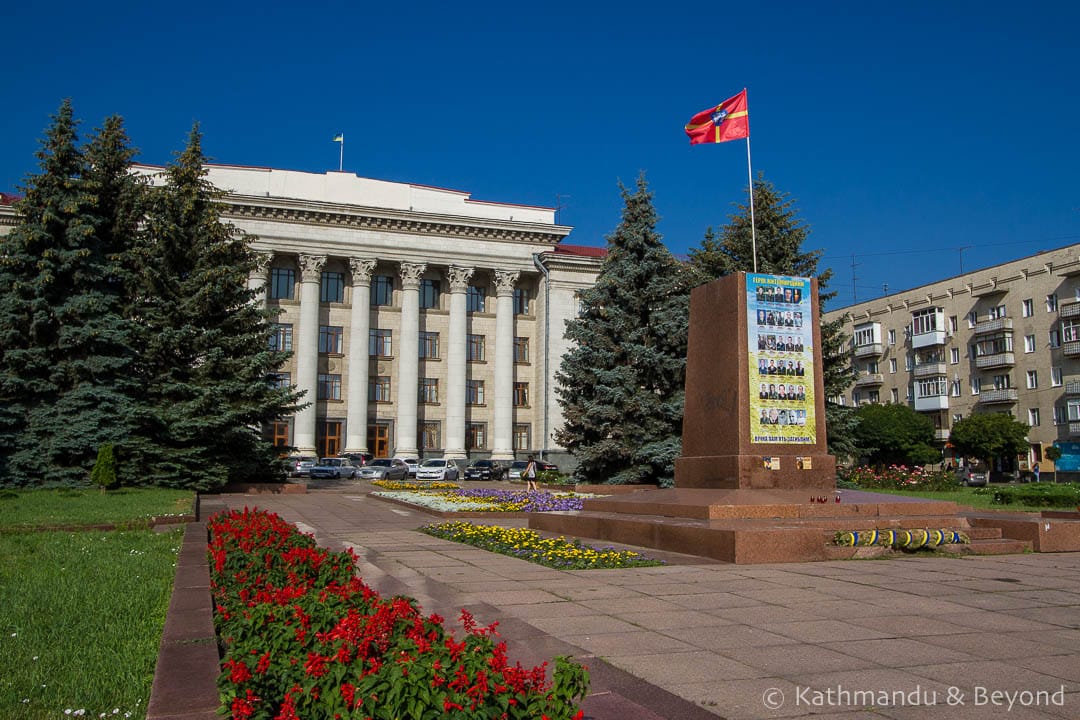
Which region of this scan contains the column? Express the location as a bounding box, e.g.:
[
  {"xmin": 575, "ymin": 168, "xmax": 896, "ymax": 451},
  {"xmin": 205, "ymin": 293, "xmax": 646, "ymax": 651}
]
[
  {"xmin": 491, "ymin": 269, "xmax": 519, "ymax": 460},
  {"xmin": 344, "ymin": 257, "xmax": 376, "ymax": 454},
  {"xmin": 293, "ymin": 254, "xmax": 326, "ymax": 454},
  {"xmin": 444, "ymin": 266, "xmax": 474, "ymax": 459},
  {"xmin": 394, "ymin": 262, "xmax": 426, "ymax": 457},
  {"xmin": 247, "ymin": 251, "xmax": 271, "ymax": 303}
]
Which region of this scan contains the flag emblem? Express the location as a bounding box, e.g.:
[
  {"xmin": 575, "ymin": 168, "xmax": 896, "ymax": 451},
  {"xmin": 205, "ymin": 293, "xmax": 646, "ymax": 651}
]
[{"xmin": 685, "ymin": 90, "xmax": 749, "ymax": 145}]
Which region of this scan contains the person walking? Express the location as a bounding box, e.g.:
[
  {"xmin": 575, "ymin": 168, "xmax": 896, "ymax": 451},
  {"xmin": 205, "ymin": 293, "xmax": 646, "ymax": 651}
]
[
  {"xmin": 524, "ymin": 455, "xmax": 539, "ymax": 491},
  {"xmin": 1032, "ymin": 462, "xmax": 1040, "ymax": 483}
]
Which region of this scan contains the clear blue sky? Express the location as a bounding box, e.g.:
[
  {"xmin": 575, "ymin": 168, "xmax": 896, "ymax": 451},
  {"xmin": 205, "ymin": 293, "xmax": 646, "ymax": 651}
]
[{"xmin": 2, "ymin": 1, "xmax": 1077, "ymax": 310}]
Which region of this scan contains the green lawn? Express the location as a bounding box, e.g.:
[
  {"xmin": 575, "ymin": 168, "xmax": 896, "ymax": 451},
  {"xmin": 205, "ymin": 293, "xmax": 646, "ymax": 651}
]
[
  {"xmin": 0, "ymin": 487, "xmax": 194, "ymax": 530},
  {"xmin": 853, "ymin": 486, "xmax": 1069, "ymax": 513}
]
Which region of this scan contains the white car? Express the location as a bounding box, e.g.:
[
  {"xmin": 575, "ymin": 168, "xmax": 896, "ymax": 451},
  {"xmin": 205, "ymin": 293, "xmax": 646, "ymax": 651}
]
[
  {"xmin": 396, "ymin": 457, "xmax": 420, "ymax": 478},
  {"xmin": 415, "ymin": 458, "xmax": 460, "ymax": 481}
]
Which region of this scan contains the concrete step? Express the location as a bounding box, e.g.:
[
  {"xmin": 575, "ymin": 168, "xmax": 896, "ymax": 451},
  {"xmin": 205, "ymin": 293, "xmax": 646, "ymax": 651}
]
[{"xmin": 946, "ymin": 538, "xmax": 1033, "ymax": 555}]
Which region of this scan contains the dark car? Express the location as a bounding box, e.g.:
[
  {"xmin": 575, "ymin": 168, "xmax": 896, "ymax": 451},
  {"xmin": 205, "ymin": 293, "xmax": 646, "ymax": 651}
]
[
  {"xmin": 535, "ymin": 461, "xmax": 560, "ymax": 473},
  {"xmin": 464, "ymin": 459, "xmax": 506, "ymax": 481},
  {"xmin": 309, "ymin": 457, "xmax": 358, "ymax": 479},
  {"xmin": 955, "ymin": 465, "xmax": 988, "ymax": 487}
]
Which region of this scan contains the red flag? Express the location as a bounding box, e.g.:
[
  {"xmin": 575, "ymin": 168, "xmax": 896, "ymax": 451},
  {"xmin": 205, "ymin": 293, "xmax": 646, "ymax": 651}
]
[{"xmin": 685, "ymin": 90, "xmax": 749, "ymax": 145}]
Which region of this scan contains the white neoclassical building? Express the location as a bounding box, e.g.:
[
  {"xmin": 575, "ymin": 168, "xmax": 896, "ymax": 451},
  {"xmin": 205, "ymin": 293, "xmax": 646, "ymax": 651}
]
[{"xmin": 0, "ymin": 168, "xmax": 604, "ymax": 464}]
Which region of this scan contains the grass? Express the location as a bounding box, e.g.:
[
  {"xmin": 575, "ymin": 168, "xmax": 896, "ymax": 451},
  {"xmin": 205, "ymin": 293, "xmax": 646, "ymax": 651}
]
[
  {"xmin": 0, "ymin": 527, "xmax": 183, "ymax": 719},
  {"xmin": 852, "ymin": 485, "xmax": 1070, "ymax": 512},
  {"xmin": 0, "ymin": 487, "xmax": 194, "ymax": 530}
]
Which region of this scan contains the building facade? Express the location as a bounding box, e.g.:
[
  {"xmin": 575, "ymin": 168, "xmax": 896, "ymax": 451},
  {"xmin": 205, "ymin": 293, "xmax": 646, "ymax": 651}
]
[
  {"xmin": 0, "ymin": 167, "xmax": 604, "ymax": 464},
  {"xmin": 824, "ymin": 243, "xmax": 1080, "ymax": 473}
]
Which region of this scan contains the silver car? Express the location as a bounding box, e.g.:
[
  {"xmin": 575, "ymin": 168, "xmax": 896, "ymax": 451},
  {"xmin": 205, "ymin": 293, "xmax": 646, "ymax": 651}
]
[
  {"xmin": 287, "ymin": 455, "xmax": 318, "ymax": 478},
  {"xmin": 309, "ymin": 457, "xmax": 358, "ymax": 479},
  {"xmin": 357, "ymin": 458, "xmax": 409, "ymax": 481}
]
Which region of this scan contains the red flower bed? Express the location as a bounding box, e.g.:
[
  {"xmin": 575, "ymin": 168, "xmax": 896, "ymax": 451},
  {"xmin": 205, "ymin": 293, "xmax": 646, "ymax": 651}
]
[{"xmin": 208, "ymin": 508, "xmax": 589, "ymax": 719}]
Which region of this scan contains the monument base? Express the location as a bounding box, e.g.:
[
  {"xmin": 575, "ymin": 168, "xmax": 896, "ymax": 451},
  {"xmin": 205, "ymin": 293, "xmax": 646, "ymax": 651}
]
[{"xmin": 675, "ymin": 454, "xmax": 836, "ymax": 490}]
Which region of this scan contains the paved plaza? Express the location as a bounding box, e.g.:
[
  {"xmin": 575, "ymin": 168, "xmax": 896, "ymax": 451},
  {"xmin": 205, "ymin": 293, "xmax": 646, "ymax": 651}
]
[{"xmin": 201, "ymin": 484, "xmax": 1080, "ymax": 719}]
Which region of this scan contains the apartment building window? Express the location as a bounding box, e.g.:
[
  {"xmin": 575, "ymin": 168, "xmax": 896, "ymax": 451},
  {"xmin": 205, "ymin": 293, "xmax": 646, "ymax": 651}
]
[
  {"xmin": 513, "ymin": 424, "xmax": 530, "ymax": 452},
  {"xmin": 993, "ymin": 374, "xmax": 1011, "ymax": 390},
  {"xmin": 917, "ymin": 377, "xmax": 947, "ymax": 398},
  {"xmin": 1026, "ymin": 370, "xmax": 1038, "ymax": 389},
  {"xmin": 890, "ymin": 388, "xmax": 899, "ymax": 403},
  {"xmin": 967, "ymin": 310, "xmax": 978, "ymax": 328},
  {"xmin": 1047, "ymin": 293, "xmax": 1058, "ymax": 312},
  {"xmin": 269, "ymin": 268, "xmax": 295, "ymax": 300},
  {"xmin": 318, "ymin": 373, "xmax": 342, "ymax": 401},
  {"xmin": 988, "ymin": 304, "xmax": 1007, "ymax": 320},
  {"xmin": 888, "ymin": 329, "xmax": 896, "ymax": 345},
  {"xmin": 973, "ymin": 332, "xmax": 1012, "ymax": 357},
  {"xmin": 270, "ymin": 372, "xmax": 291, "ymax": 389},
  {"xmin": 905, "ymin": 354, "xmax": 913, "ymax": 371},
  {"xmin": 371, "ymin": 275, "xmax": 393, "ymax": 306},
  {"xmin": 319, "ymin": 325, "xmax": 343, "ymax": 354},
  {"xmin": 953, "ymin": 413, "xmax": 963, "ymax": 424},
  {"xmin": 1070, "ymin": 401, "xmax": 1080, "ymax": 423},
  {"xmin": 419, "ymin": 378, "xmax": 439, "ymax": 404},
  {"xmin": 1022, "ymin": 298, "xmax": 1034, "ymax": 317},
  {"xmin": 467, "ymin": 285, "xmax": 487, "ymax": 312},
  {"xmin": 513, "ymin": 382, "xmax": 529, "ymax": 407},
  {"xmin": 971, "ymin": 377, "xmax": 981, "ymax": 395},
  {"xmin": 951, "ymin": 380, "xmax": 961, "ymax": 397},
  {"xmin": 1050, "ymin": 329, "xmax": 1061, "ymax": 348},
  {"xmin": 514, "ymin": 336, "xmax": 530, "ymax": 363},
  {"xmin": 868, "ymin": 390, "xmax": 880, "ymax": 403},
  {"xmin": 270, "ymin": 323, "xmax": 293, "ymax": 352},
  {"xmin": 854, "ymin": 324, "xmax": 877, "ymax": 347},
  {"xmin": 369, "ymin": 328, "xmax": 393, "ymax": 357},
  {"xmin": 950, "ymin": 347, "xmax": 960, "ymax": 364},
  {"xmin": 1029, "ymin": 408, "xmax": 1041, "ymax": 427},
  {"xmin": 889, "ymin": 358, "xmax": 897, "ymax": 373},
  {"xmin": 1052, "ymin": 367, "xmax": 1063, "ymax": 387},
  {"xmin": 321, "ymin": 271, "xmax": 345, "ymax": 303},
  {"xmin": 950, "ymin": 315, "xmax": 958, "ymax": 332},
  {"xmin": 467, "ymin": 334, "xmax": 486, "ymax": 362},
  {"xmin": 466, "ymin": 379, "xmax": 485, "ymax": 405},
  {"xmin": 866, "ymin": 361, "xmax": 879, "ymax": 374},
  {"xmin": 419, "ymin": 279, "xmax": 440, "ymax": 309},
  {"xmin": 419, "ymin": 331, "xmax": 440, "ymax": 359},
  {"xmin": 513, "ymin": 288, "xmax": 530, "ymax": 315},
  {"xmin": 420, "ymin": 422, "xmax": 441, "ymax": 452},
  {"xmin": 1063, "ymin": 319, "xmax": 1080, "ymax": 343},
  {"xmin": 852, "ymin": 391, "xmax": 861, "ymax": 406},
  {"xmin": 912, "ymin": 308, "xmax": 941, "ymax": 335},
  {"xmin": 466, "ymin": 423, "xmax": 486, "ymax": 450},
  {"xmin": 1055, "ymin": 406, "xmax": 1067, "ymax": 425},
  {"xmin": 1024, "ymin": 334, "xmax": 1036, "ymax": 353},
  {"xmin": 368, "ymin": 376, "xmax": 391, "ymax": 403},
  {"xmin": 905, "ymin": 386, "xmax": 914, "ymax": 401}
]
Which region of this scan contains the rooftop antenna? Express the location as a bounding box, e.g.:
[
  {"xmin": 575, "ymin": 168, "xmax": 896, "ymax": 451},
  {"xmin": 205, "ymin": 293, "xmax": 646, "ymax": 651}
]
[
  {"xmin": 555, "ymin": 193, "xmax": 571, "ymax": 225},
  {"xmin": 851, "ymin": 254, "xmax": 860, "ymax": 303},
  {"xmin": 958, "ymin": 245, "xmax": 973, "ymax": 274}
]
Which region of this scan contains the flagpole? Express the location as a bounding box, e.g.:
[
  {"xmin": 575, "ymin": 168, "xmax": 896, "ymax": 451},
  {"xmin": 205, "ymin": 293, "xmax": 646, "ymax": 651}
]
[
  {"xmin": 339, "ymin": 133, "xmax": 344, "ymax": 172},
  {"xmin": 746, "ymin": 132, "xmax": 757, "ymax": 274}
]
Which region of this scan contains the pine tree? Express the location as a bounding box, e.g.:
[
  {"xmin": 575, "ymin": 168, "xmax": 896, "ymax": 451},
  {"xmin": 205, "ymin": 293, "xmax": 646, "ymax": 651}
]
[
  {"xmin": 130, "ymin": 126, "xmax": 301, "ymax": 490},
  {"xmin": 687, "ymin": 174, "xmax": 856, "ymax": 458},
  {"xmin": 555, "ymin": 175, "xmax": 692, "ymax": 486}
]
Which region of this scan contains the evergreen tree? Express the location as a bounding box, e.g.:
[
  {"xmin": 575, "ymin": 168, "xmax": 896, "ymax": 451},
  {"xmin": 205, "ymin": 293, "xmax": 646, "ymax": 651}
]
[
  {"xmin": 130, "ymin": 126, "xmax": 301, "ymax": 490},
  {"xmin": 555, "ymin": 175, "xmax": 691, "ymax": 486},
  {"xmin": 687, "ymin": 174, "xmax": 856, "ymax": 458}
]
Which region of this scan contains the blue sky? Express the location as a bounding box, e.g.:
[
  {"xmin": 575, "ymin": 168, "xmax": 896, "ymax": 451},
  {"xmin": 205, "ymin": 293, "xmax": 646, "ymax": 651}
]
[{"xmin": 2, "ymin": 1, "xmax": 1077, "ymax": 310}]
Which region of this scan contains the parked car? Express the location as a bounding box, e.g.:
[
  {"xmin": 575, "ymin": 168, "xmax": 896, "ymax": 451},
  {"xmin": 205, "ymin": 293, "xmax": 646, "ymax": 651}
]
[
  {"xmin": 955, "ymin": 465, "xmax": 988, "ymax": 487},
  {"xmin": 506, "ymin": 460, "xmax": 530, "ymax": 480},
  {"xmin": 287, "ymin": 454, "xmax": 318, "ymax": 478},
  {"xmin": 357, "ymin": 458, "xmax": 409, "ymax": 481},
  {"xmin": 309, "ymin": 457, "xmax": 358, "ymax": 479},
  {"xmin": 464, "ymin": 459, "xmax": 506, "ymax": 481},
  {"xmin": 535, "ymin": 460, "xmax": 560, "ymax": 473},
  {"xmin": 415, "ymin": 458, "xmax": 460, "ymax": 481},
  {"xmin": 341, "ymin": 452, "xmax": 373, "ymax": 466},
  {"xmin": 396, "ymin": 457, "xmax": 421, "ymax": 478}
]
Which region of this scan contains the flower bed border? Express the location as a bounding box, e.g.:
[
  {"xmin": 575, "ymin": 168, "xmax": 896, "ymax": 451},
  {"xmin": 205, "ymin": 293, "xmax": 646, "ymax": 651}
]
[{"xmin": 368, "ymin": 491, "xmax": 532, "ymax": 518}]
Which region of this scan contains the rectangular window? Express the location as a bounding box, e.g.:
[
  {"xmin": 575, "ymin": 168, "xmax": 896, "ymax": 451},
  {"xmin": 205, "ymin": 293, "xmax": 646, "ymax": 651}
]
[
  {"xmin": 467, "ymin": 334, "xmax": 486, "ymax": 362},
  {"xmin": 1026, "ymin": 370, "xmax": 1038, "ymax": 389},
  {"xmin": 371, "ymin": 275, "xmax": 393, "ymax": 306},
  {"xmin": 1029, "ymin": 408, "xmax": 1041, "ymax": 427},
  {"xmin": 420, "ymin": 422, "xmax": 441, "ymax": 452},
  {"xmin": 993, "ymin": 374, "xmax": 1011, "ymax": 390},
  {"xmin": 1070, "ymin": 400, "xmax": 1080, "ymax": 423},
  {"xmin": 419, "ymin": 331, "xmax": 440, "ymax": 359},
  {"xmin": 953, "ymin": 413, "xmax": 963, "ymax": 424},
  {"xmin": 513, "ymin": 382, "xmax": 529, "ymax": 407},
  {"xmin": 270, "ymin": 323, "xmax": 293, "ymax": 352},
  {"xmin": 1063, "ymin": 319, "xmax": 1080, "ymax": 343},
  {"xmin": 320, "ymin": 271, "xmax": 345, "ymax": 303},
  {"xmin": 466, "ymin": 379, "xmax": 485, "ymax": 405},
  {"xmin": 973, "ymin": 332, "xmax": 1013, "ymax": 358},
  {"xmin": 852, "ymin": 391, "xmax": 861, "ymax": 406},
  {"xmin": 950, "ymin": 347, "xmax": 960, "ymax": 364},
  {"xmin": 466, "ymin": 423, "xmax": 486, "ymax": 451},
  {"xmin": 868, "ymin": 389, "xmax": 880, "ymax": 403},
  {"xmin": 1055, "ymin": 405, "xmax": 1067, "ymax": 425},
  {"xmin": 1024, "ymin": 334, "xmax": 1036, "ymax": 353},
  {"xmin": 1052, "ymin": 366, "xmax": 1063, "ymax": 387},
  {"xmin": 1022, "ymin": 299, "xmax": 1034, "ymax": 317},
  {"xmin": 467, "ymin": 285, "xmax": 487, "ymax": 313},
  {"xmin": 514, "ymin": 336, "xmax": 530, "ymax": 363},
  {"xmin": 513, "ymin": 288, "xmax": 530, "ymax": 315},
  {"xmin": 967, "ymin": 310, "xmax": 978, "ymax": 328},
  {"xmin": 319, "ymin": 325, "xmax": 343, "ymax": 354},
  {"xmin": 1047, "ymin": 293, "xmax": 1058, "ymax": 312},
  {"xmin": 916, "ymin": 377, "xmax": 948, "ymax": 398},
  {"xmin": 1050, "ymin": 329, "xmax": 1061, "ymax": 347},
  {"xmin": 887, "ymin": 329, "xmax": 896, "ymax": 346},
  {"xmin": 369, "ymin": 328, "xmax": 393, "ymax": 357},
  {"xmin": 419, "ymin": 378, "xmax": 439, "ymax": 404},
  {"xmin": 269, "ymin": 267, "xmax": 295, "ymax": 300},
  {"xmin": 889, "ymin": 358, "xmax": 897, "ymax": 373},
  {"xmin": 951, "ymin": 380, "xmax": 961, "ymax": 397},
  {"xmin": 971, "ymin": 377, "xmax": 981, "ymax": 395},
  {"xmin": 513, "ymin": 424, "xmax": 531, "ymax": 452},
  {"xmin": 949, "ymin": 315, "xmax": 958, "ymax": 332},
  {"xmin": 911, "ymin": 308, "xmax": 941, "ymax": 335},
  {"xmin": 368, "ymin": 376, "xmax": 391, "ymax": 402},
  {"xmin": 419, "ymin": 279, "xmax": 440, "ymax": 309},
  {"xmin": 270, "ymin": 372, "xmax": 291, "ymax": 389},
  {"xmin": 890, "ymin": 388, "xmax": 899, "ymax": 403},
  {"xmin": 270, "ymin": 420, "xmax": 290, "ymax": 448},
  {"xmin": 905, "ymin": 354, "xmax": 913, "ymax": 371},
  {"xmin": 317, "ymin": 373, "xmax": 342, "ymax": 401},
  {"xmin": 988, "ymin": 304, "xmax": 1007, "ymax": 320}
]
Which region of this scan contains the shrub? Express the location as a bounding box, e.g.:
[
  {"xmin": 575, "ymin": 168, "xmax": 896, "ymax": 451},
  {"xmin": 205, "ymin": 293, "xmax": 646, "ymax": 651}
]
[
  {"xmin": 987, "ymin": 483, "xmax": 1080, "ymax": 508},
  {"xmin": 839, "ymin": 465, "xmax": 956, "ymax": 492},
  {"xmin": 89, "ymin": 443, "xmax": 118, "ymax": 491}
]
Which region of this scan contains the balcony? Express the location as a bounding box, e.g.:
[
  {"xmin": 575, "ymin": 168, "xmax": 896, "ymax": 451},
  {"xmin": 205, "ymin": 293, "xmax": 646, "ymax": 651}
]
[
  {"xmin": 973, "ymin": 317, "xmax": 1013, "ymax": 335},
  {"xmin": 934, "ymin": 428, "xmax": 950, "ymax": 442},
  {"xmin": 1059, "ymin": 302, "xmax": 1080, "ymax": 319},
  {"xmin": 853, "ymin": 342, "xmax": 884, "ymax": 359},
  {"xmin": 974, "ymin": 352, "xmax": 1016, "ymax": 370},
  {"xmin": 976, "ymin": 388, "xmax": 1019, "ymax": 405},
  {"xmin": 1069, "ymin": 422, "xmax": 1080, "ymax": 436},
  {"xmin": 911, "ymin": 330, "xmax": 947, "ymax": 349},
  {"xmin": 854, "ymin": 372, "xmax": 884, "ymax": 387},
  {"xmin": 1066, "ymin": 380, "xmax": 1080, "ymax": 395},
  {"xmin": 1065, "ymin": 340, "xmax": 1080, "ymax": 358},
  {"xmin": 912, "ymin": 362, "xmax": 947, "ymax": 379},
  {"xmin": 914, "ymin": 394, "xmax": 949, "ymax": 412}
]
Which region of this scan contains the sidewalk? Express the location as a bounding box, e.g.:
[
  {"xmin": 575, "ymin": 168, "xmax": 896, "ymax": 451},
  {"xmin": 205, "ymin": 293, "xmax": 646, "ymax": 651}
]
[{"xmin": 202, "ymin": 484, "xmax": 1080, "ymax": 719}]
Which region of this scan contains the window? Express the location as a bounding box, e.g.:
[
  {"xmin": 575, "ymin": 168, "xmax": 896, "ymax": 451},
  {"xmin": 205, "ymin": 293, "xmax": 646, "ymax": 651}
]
[
  {"xmin": 953, "ymin": 413, "xmax": 963, "ymax": 424},
  {"xmin": 1055, "ymin": 405, "xmax": 1067, "ymax": 425},
  {"xmin": 967, "ymin": 310, "xmax": 978, "ymax": 328},
  {"xmin": 513, "ymin": 424, "xmax": 531, "ymax": 452},
  {"xmin": 270, "ymin": 323, "xmax": 293, "ymax": 352},
  {"xmin": 270, "ymin": 268, "xmax": 295, "ymax": 300},
  {"xmin": 318, "ymin": 373, "xmax": 342, "ymax": 401},
  {"xmin": 971, "ymin": 377, "xmax": 981, "ymax": 395},
  {"xmin": 1063, "ymin": 319, "xmax": 1080, "ymax": 343},
  {"xmin": 1050, "ymin": 329, "xmax": 1061, "ymax": 348},
  {"xmin": 1026, "ymin": 370, "xmax": 1038, "ymax": 389},
  {"xmin": 419, "ymin": 331, "xmax": 440, "ymax": 359},
  {"xmin": 514, "ymin": 336, "xmax": 530, "ymax": 363},
  {"xmin": 1047, "ymin": 294, "xmax": 1058, "ymax": 312},
  {"xmin": 889, "ymin": 358, "xmax": 897, "ymax": 373},
  {"xmin": 369, "ymin": 328, "xmax": 393, "ymax": 357},
  {"xmin": 419, "ymin": 378, "xmax": 439, "ymax": 404},
  {"xmin": 852, "ymin": 391, "xmax": 861, "ymax": 406},
  {"xmin": 1070, "ymin": 400, "xmax": 1080, "ymax": 423},
  {"xmin": 466, "ymin": 423, "xmax": 486, "ymax": 450},
  {"xmin": 1022, "ymin": 299, "xmax": 1034, "ymax": 317},
  {"xmin": 466, "ymin": 379, "xmax": 485, "ymax": 405},
  {"xmin": 1028, "ymin": 408, "xmax": 1041, "ymax": 426},
  {"xmin": 951, "ymin": 379, "xmax": 961, "ymax": 397},
  {"xmin": 467, "ymin": 285, "xmax": 487, "ymax": 313},
  {"xmin": 866, "ymin": 361, "xmax": 879, "ymax": 374},
  {"xmin": 905, "ymin": 354, "xmax": 913, "ymax": 371},
  {"xmin": 371, "ymin": 275, "xmax": 393, "ymax": 306},
  {"xmin": 890, "ymin": 388, "xmax": 899, "ymax": 403},
  {"xmin": 916, "ymin": 377, "xmax": 947, "ymax": 398},
  {"xmin": 888, "ymin": 329, "xmax": 896, "ymax": 346},
  {"xmin": 993, "ymin": 374, "xmax": 1011, "ymax": 390},
  {"xmin": 368, "ymin": 376, "xmax": 391, "ymax": 402},
  {"xmin": 973, "ymin": 332, "xmax": 1013, "ymax": 358},
  {"xmin": 321, "ymin": 271, "xmax": 345, "ymax": 303},
  {"xmin": 911, "ymin": 308, "xmax": 942, "ymax": 335},
  {"xmin": 950, "ymin": 347, "xmax": 960, "ymax": 364},
  {"xmin": 868, "ymin": 390, "xmax": 880, "ymax": 403},
  {"xmin": 513, "ymin": 288, "xmax": 530, "ymax": 315},
  {"xmin": 420, "ymin": 422, "xmax": 441, "ymax": 451},
  {"xmin": 949, "ymin": 315, "xmax": 958, "ymax": 332},
  {"xmin": 467, "ymin": 334, "xmax": 486, "ymax": 362},
  {"xmin": 270, "ymin": 372, "xmax": 291, "ymax": 389},
  {"xmin": 319, "ymin": 325, "xmax": 343, "ymax": 354},
  {"xmin": 1052, "ymin": 366, "xmax": 1063, "ymax": 387},
  {"xmin": 854, "ymin": 324, "xmax": 877, "ymax": 347},
  {"xmin": 270, "ymin": 420, "xmax": 290, "ymax": 448},
  {"xmin": 1024, "ymin": 334, "xmax": 1036, "ymax": 353},
  {"xmin": 419, "ymin": 279, "xmax": 440, "ymax": 309},
  {"xmin": 988, "ymin": 304, "xmax": 1007, "ymax": 320},
  {"xmin": 514, "ymin": 382, "xmax": 529, "ymax": 407}
]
